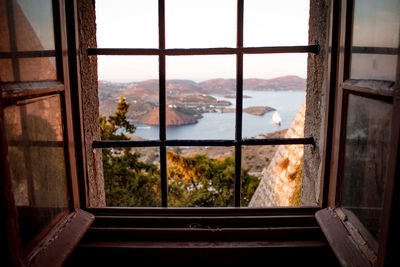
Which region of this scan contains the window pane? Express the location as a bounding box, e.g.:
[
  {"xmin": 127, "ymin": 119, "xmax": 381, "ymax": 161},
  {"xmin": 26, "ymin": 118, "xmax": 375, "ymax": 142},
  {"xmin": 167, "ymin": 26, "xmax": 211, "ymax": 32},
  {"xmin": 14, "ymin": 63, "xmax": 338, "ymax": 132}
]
[
  {"xmin": 244, "ymin": 0, "xmax": 309, "ymax": 47},
  {"xmin": 14, "ymin": 0, "xmax": 55, "ymax": 51},
  {"xmin": 4, "ymin": 95, "xmax": 69, "ymax": 249},
  {"xmin": 0, "ymin": 0, "xmax": 57, "ymax": 82},
  {"xmin": 0, "ymin": 59, "xmax": 14, "ymax": 82},
  {"xmin": 166, "ymin": 55, "xmax": 236, "ymax": 140},
  {"xmin": 98, "ymin": 56, "xmax": 159, "ymax": 140},
  {"xmin": 95, "ymin": 0, "xmax": 158, "ymax": 48},
  {"xmin": 243, "ymin": 54, "xmax": 307, "ymax": 139},
  {"xmin": 101, "ymin": 147, "xmax": 161, "ymax": 207},
  {"xmin": 246, "ymin": 144, "xmax": 304, "ymax": 207},
  {"xmin": 341, "ymin": 94, "xmax": 392, "ymax": 246},
  {"xmin": 165, "ymin": 0, "xmax": 236, "ymax": 49},
  {"xmin": 0, "ymin": 0, "xmax": 11, "ymax": 52},
  {"xmin": 350, "ymin": 0, "xmax": 400, "ymax": 81},
  {"xmin": 167, "ymin": 146, "xmax": 234, "ymax": 207},
  {"xmin": 18, "ymin": 57, "xmax": 57, "ymax": 82}
]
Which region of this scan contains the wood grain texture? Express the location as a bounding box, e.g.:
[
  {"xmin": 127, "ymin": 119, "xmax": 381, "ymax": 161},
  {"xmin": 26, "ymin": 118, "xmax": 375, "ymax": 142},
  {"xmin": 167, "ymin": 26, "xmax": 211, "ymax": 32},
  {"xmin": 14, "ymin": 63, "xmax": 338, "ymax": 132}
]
[
  {"xmin": 29, "ymin": 209, "xmax": 94, "ymax": 267},
  {"xmin": 316, "ymin": 208, "xmax": 371, "ymax": 267}
]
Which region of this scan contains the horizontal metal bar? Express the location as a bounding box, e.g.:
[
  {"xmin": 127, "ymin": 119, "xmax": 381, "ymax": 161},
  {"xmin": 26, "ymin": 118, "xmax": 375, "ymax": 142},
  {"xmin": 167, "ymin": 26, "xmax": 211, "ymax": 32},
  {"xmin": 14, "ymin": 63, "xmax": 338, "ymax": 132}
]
[
  {"xmin": 92, "ymin": 137, "xmax": 315, "ymax": 149},
  {"xmin": 352, "ymin": 46, "xmax": 398, "ymax": 55},
  {"xmin": 93, "ymin": 140, "xmax": 162, "ymax": 148},
  {"xmin": 88, "ymin": 48, "xmax": 160, "ymax": 56},
  {"xmin": 166, "ymin": 139, "xmax": 235, "ymax": 146},
  {"xmin": 243, "ymin": 137, "xmax": 315, "ymax": 147},
  {"xmin": 0, "ymin": 50, "xmax": 56, "ymax": 58},
  {"xmin": 165, "ymin": 47, "xmax": 236, "ymax": 55},
  {"xmin": 88, "ymin": 45, "xmax": 320, "ymax": 56},
  {"xmin": 92, "ymin": 140, "xmax": 234, "ymax": 148},
  {"xmin": 243, "ymin": 45, "xmax": 319, "ymax": 54}
]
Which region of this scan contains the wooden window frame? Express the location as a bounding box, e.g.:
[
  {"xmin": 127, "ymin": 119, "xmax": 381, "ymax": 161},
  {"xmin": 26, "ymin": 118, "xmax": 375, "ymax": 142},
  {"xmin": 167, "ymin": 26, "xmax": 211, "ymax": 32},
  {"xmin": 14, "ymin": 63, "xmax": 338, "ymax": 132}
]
[
  {"xmin": 0, "ymin": 0, "xmax": 93, "ymax": 266},
  {"xmin": 317, "ymin": 0, "xmax": 400, "ymax": 266}
]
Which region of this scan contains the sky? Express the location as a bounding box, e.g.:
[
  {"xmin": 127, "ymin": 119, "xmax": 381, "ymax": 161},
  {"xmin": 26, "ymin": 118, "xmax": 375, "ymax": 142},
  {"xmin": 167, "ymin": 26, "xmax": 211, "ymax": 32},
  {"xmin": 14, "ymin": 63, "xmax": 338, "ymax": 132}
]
[{"xmin": 95, "ymin": 0, "xmax": 310, "ymax": 82}]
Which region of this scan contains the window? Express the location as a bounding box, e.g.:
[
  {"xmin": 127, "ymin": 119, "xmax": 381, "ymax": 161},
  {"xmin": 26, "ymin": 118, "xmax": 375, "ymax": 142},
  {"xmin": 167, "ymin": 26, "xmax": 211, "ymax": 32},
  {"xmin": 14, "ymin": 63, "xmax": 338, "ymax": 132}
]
[
  {"xmin": 0, "ymin": 0, "xmax": 93, "ymax": 265},
  {"xmin": 317, "ymin": 0, "xmax": 399, "ymax": 265},
  {"xmin": 91, "ymin": 0, "xmax": 318, "ymax": 207},
  {"xmin": 1, "ymin": 0, "xmax": 399, "ymax": 266}
]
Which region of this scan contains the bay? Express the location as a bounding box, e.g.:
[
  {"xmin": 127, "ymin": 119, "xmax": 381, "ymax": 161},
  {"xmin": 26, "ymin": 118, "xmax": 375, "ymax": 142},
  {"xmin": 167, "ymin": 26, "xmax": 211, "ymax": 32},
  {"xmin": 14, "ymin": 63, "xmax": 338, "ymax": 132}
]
[{"xmin": 132, "ymin": 90, "xmax": 306, "ymax": 140}]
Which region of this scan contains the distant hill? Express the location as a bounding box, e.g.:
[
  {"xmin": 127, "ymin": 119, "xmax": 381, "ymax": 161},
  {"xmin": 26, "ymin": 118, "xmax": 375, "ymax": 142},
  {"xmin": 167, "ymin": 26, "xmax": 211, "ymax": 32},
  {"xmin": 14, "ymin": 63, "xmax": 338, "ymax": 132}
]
[
  {"xmin": 244, "ymin": 76, "xmax": 306, "ymax": 91},
  {"xmin": 199, "ymin": 76, "xmax": 306, "ymax": 93},
  {"xmin": 136, "ymin": 107, "xmax": 197, "ymax": 126},
  {"xmin": 199, "ymin": 79, "xmax": 236, "ymax": 94},
  {"xmin": 99, "ymin": 75, "xmax": 305, "ymax": 102},
  {"xmin": 98, "ymin": 76, "xmax": 306, "ymax": 126}
]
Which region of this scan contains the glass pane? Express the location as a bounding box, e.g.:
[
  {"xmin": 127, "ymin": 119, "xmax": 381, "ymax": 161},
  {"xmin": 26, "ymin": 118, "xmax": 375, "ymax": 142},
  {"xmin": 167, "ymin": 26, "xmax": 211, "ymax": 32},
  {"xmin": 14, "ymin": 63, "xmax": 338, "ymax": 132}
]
[
  {"xmin": 350, "ymin": 0, "xmax": 400, "ymax": 81},
  {"xmin": 19, "ymin": 57, "xmax": 56, "ymax": 82},
  {"xmin": 166, "ymin": 55, "xmax": 236, "ymax": 140},
  {"xmin": 165, "ymin": 0, "xmax": 236, "ymax": 48},
  {"xmin": 98, "ymin": 56, "xmax": 159, "ymax": 140},
  {"xmin": 101, "ymin": 147, "xmax": 161, "ymax": 207},
  {"xmin": 4, "ymin": 95, "xmax": 69, "ymax": 249},
  {"xmin": 246, "ymin": 145, "xmax": 304, "ymax": 207},
  {"xmin": 243, "ymin": 54, "xmax": 307, "ymax": 138},
  {"xmin": 0, "ymin": 0, "xmax": 11, "ymax": 52},
  {"xmin": 341, "ymin": 94, "xmax": 392, "ymax": 246},
  {"xmin": 244, "ymin": 0, "xmax": 309, "ymax": 47},
  {"xmin": 0, "ymin": 0, "xmax": 57, "ymax": 82},
  {"xmin": 167, "ymin": 146, "xmax": 234, "ymax": 207},
  {"xmin": 96, "ymin": 0, "xmax": 158, "ymax": 48},
  {"xmin": 14, "ymin": 0, "xmax": 55, "ymax": 51},
  {"xmin": 0, "ymin": 59, "xmax": 14, "ymax": 82}
]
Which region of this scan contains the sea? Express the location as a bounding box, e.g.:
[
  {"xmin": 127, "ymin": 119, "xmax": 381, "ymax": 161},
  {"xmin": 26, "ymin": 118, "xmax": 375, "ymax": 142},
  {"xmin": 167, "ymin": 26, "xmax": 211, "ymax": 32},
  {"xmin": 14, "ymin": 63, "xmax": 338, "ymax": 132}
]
[{"xmin": 132, "ymin": 90, "xmax": 306, "ymax": 140}]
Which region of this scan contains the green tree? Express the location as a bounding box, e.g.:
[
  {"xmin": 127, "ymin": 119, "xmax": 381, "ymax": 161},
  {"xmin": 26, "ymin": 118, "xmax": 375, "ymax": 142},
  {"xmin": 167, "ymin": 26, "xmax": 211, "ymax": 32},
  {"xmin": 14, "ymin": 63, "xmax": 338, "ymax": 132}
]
[
  {"xmin": 100, "ymin": 95, "xmax": 260, "ymax": 207},
  {"xmin": 167, "ymin": 152, "xmax": 260, "ymax": 207},
  {"xmin": 100, "ymin": 95, "xmax": 135, "ymax": 140},
  {"xmin": 100, "ymin": 95, "xmax": 161, "ymax": 206}
]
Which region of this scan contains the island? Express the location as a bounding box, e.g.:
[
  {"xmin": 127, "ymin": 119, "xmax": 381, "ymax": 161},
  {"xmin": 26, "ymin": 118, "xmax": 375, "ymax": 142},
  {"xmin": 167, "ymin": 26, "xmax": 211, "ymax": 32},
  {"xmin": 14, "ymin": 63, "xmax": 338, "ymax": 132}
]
[{"xmin": 218, "ymin": 106, "xmax": 275, "ymax": 116}]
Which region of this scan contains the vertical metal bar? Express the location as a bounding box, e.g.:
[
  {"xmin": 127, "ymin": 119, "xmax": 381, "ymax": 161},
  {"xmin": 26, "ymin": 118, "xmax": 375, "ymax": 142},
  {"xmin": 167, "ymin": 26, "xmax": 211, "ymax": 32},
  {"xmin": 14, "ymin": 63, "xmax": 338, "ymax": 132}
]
[
  {"xmin": 5, "ymin": 0, "xmax": 20, "ymax": 81},
  {"xmin": 158, "ymin": 0, "xmax": 167, "ymax": 207},
  {"xmin": 234, "ymin": 0, "xmax": 244, "ymax": 207}
]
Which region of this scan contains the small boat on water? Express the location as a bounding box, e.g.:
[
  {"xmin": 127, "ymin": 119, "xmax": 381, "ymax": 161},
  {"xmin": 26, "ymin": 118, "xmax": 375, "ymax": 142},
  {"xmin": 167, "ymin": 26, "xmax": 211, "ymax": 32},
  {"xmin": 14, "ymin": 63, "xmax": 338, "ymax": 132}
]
[{"xmin": 272, "ymin": 111, "xmax": 282, "ymax": 126}]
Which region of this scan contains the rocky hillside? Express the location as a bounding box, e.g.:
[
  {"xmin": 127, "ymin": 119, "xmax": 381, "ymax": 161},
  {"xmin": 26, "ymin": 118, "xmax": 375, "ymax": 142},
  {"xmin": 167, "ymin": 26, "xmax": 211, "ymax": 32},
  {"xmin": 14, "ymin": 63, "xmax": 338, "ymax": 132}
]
[{"xmin": 136, "ymin": 107, "xmax": 197, "ymax": 126}]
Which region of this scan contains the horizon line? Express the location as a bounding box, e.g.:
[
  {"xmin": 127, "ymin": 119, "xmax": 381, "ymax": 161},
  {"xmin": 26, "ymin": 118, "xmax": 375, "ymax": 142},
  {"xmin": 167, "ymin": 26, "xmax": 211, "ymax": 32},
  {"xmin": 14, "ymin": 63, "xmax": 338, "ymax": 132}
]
[{"xmin": 98, "ymin": 74, "xmax": 307, "ymax": 84}]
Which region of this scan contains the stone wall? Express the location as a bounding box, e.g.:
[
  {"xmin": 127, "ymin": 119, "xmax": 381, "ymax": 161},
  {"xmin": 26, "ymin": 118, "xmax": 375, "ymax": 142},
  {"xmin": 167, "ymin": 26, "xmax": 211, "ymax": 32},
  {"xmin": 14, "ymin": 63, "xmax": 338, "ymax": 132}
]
[
  {"xmin": 249, "ymin": 0, "xmax": 330, "ymax": 207},
  {"xmin": 249, "ymin": 0, "xmax": 331, "ymax": 206},
  {"xmin": 303, "ymin": 0, "xmax": 330, "ymax": 205},
  {"xmin": 249, "ymin": 102, "xmax": 305, "ymax": 207},
  {"xmin": 77, "ymin": 0, "xmax": 105, "ymax": 207}
]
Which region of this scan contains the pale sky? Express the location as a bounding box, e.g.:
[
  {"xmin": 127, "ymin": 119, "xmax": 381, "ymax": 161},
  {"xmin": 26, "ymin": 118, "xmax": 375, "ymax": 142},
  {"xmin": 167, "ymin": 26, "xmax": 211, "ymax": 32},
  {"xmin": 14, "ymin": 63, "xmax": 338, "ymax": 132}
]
[{"xmin": 96, "ymin": 0, "xmax": 310, "ymax": 82}]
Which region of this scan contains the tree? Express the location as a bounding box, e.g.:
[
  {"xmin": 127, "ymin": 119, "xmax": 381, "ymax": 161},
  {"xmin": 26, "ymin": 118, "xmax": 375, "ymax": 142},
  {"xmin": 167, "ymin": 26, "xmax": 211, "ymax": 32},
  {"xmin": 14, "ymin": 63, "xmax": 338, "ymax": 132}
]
[
  {"xmin": 100, "ymin": 95, "xmax": 135, "ymax": 140},
  {"xmin": 167, "ymin": 152, "xmax": 260, "ymax": 207},
  {"xmin": 100, "ymin": 95, "xmax": 260, "ymax": 207},
  {"xmin": 100, "ymin": 95, "xmax": 161, "ymax": 206}
]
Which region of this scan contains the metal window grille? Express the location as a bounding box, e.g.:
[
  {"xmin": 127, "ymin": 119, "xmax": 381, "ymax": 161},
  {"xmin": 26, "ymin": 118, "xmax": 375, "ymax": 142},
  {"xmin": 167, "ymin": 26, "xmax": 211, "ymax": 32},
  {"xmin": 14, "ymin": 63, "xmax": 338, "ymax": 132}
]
[{"xmin": 90, "ymin": 0, "xmax": 318, "ymax": 207}]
